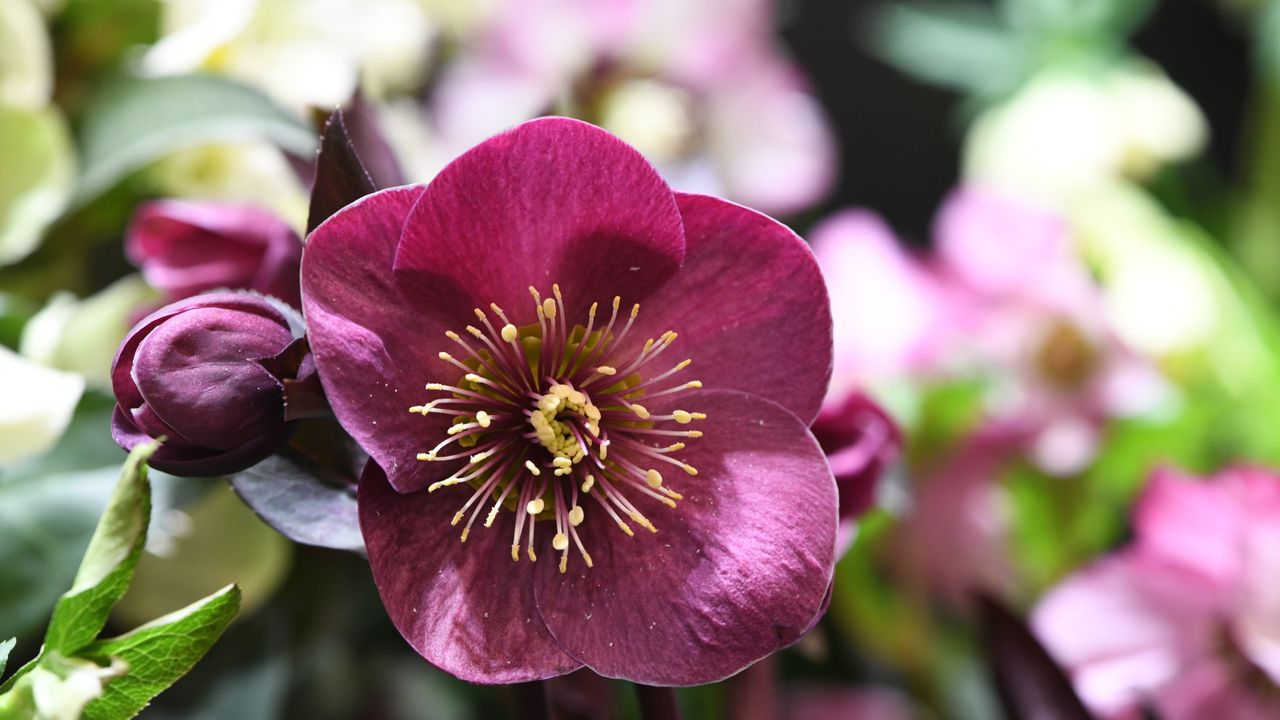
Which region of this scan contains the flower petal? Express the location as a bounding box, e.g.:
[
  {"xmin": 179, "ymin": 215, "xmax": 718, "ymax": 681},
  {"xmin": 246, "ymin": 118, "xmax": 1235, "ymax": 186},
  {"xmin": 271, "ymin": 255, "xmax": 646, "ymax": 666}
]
[
  {"xmin": 1032, "ymin": 553, "xmax": 1217, "ymax": 717},
  {"xmin": 624, "ymin": 193, "xmax": 832, "ymax": 424},
  {"xmin": 358, "ymin": 461, "xmax": 582, "ymax": 683},
  {"xmin": 533, "ymin": 389, "xmax": 836, "ymax": 685},
  {"xmin": 393, "ymin": 117, "xmax": 685, "ymax": 323},
  {"xmin": 302, "ymin": 185, "xmax": 458, "ymax": 493},
  {"xmin": 1133, "ymin": 467, "xmax": 1246, "ymax": 588}
]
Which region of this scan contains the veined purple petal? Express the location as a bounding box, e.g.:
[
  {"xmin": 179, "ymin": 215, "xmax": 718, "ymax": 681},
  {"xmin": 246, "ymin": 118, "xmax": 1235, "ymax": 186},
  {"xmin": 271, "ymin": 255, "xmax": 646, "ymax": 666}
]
[
  {"xmin": 358, "ymin": 461, "xmax": 582, "ymax": 683},
  {"xmin": 623, "ymin": 193, "xmax": 832, "ymax": 424},
  {"xmin": 533, "ymin": 389, "xmax": 836, "ymax": 685},
  {"xmin": 301, "ymin": 184, "xmax": 462, "ymax": 494},
  {"xmin": 393, "ymin": 117, "xmax": 685, "ymax": 323}
]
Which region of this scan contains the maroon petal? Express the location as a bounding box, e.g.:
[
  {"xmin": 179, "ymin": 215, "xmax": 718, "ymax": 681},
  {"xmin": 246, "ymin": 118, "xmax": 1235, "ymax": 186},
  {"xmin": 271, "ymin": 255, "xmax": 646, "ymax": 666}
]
[
  {"xmin": 624, "ymin": 193, "xmax": 832, "ymax": 425},
  {"xmin": 533, "ymin": 389, "xmax": 837, "ymax": 685},
  {"xmin": 393, "ymin": 117, "xmax": 685, "ymax": 323},
  {"xmin": 358, "ymin": 461, "xmax": 582, "ymax": 683},
  {"xmin": 302, "ymin": 185, "xmax": 461, "ymax": 493}
]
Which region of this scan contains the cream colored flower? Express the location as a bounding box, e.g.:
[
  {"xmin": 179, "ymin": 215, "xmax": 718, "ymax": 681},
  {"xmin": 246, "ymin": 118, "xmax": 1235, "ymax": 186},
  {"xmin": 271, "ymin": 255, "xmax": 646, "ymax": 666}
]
[
  {"xmin": 964, "ymin": 64, "xmax": 1207, "ymax": 208},
  {"xmin": 20, "ymin": 275, "xmax": 156, "ymax": 392},
  {"xmin": 144, "ymin": 0, "xmax": 437, "ymax": 110},
  {"xmin": 0, "ymin": 345, "xmax": 84, "ymax": 468}
]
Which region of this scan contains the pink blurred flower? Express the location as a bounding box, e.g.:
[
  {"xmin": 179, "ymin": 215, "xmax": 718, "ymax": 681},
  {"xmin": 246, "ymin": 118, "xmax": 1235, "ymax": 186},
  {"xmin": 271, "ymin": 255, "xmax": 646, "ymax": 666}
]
[
  {"xmin": 811, "ymin": 188, "xmax": 1163, "ymax": 474},
  {"xmin": 420, "ymin": 0, "xmax": 835, "ymax": 215},
  {"xmin": 892, "ymin": 426, "xmax": 1021, "ymax": 603},
  {"xmin": 931, "ymin": 187, "xmax": 1165, "ymax": 474},
  {"xmin": 126, "ymin": 200, "xmax": 303, "ymax": 307},
  {"xmin": 1033, "ymin": 466, "xmax": 1280, "ymax": 720},
  {"xmin": 809, "ymin": 210, "xmax": 957, "ymax": 394}
]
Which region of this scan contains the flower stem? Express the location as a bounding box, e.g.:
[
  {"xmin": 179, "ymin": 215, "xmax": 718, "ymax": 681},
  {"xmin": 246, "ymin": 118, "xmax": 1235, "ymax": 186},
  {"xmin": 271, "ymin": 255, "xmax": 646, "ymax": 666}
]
[
  {"xmin": 634, "ymin": 684, "xmax": 681, "ymax": 720},
  {"xmin": 509, "ymin": 680, "xmax": 550, "ymax": 720},
  {"xmin": 723, "ymin": 655, "xmax": 779, "ymax": 720}
]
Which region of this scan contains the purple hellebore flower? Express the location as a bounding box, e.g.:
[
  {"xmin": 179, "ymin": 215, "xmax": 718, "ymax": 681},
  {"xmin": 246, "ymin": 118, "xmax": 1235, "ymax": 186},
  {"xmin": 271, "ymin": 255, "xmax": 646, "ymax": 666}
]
[
  {"xmin": 301, "ymin": 117, "xmax": 837, "ymax": 685},
  {"xmin": 111, "ymin": 292, "xmax": 302, "ymax": 476},
  {"xmin": 127, "ymin": 200, "xmax": 304, "ymax": 307},
  {"xmin": 809, "ymin": 391, "xmax": 900, "ymax": 555}
]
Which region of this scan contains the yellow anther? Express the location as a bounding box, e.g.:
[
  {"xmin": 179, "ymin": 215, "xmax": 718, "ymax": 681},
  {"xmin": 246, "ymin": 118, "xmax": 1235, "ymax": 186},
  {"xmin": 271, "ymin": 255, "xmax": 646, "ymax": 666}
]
[
  {"xmin": 464, "ymin": 373, "xmax": 482, "ymax": 383},
  {"xmin": 666, "ymin": 443, "xmax": 686, "ymax": 451},
  {"xmin": 582, "ymin": 475, "xmax": 595, "ymax": 493},
  {"xmin": 445, "ymin": 330, "xmax": 460, "ymax": 340},
  {"xmin": 616, "ymin": 519, "xmax": 635, "ymax": 537},
  {"xmin": 687, "ymin": 431, "xmax": 703, "ymax": 438},
  {"xmin": 551, "ymin": 384, "xmax": 572, "ymax": 398},
  {"xmin": 631, "ymin": 404, "xmax": 650, "ymax": 420},
  {"xmin": 612, "ymin": 296, "xmax": 621, "ymax": 311},
  {"xmin": 425, "ymin": 383, "xmax": 445, "ymax": 391},
  {"xmin": 416, "ymin": 452, "xmax": 433, "ymax": 461},
  {"xmin": 501, "ymin": 324, "xmax": 518, "ymax": 342},
  {"xmin": 630, "ymin": 303, "xmax": 640, "ymax": 319},
  {"xmin": 688, "ymin": 381, "xmax": 703, "ymax": 389},
  {"xmin": 674, "ymin": 359, "xmax": 692, "ymax": 370},
  {"xmin": 476, "ymin": 411, "xmax": 491, "ymax": 428},
  {"xmin": 542, "ymin": 298, "xmax": 556, "ymax": 318},
  {"xmin": 646, "ymin": 469, "xmax": 663, "ymax": 488},
  {"xmin": 673, "ymin": 410, "xmax": 693, "ymax": 424},
  {"xmin": 526, "ymin": 497, "xmax": 546, "ymax": 515},
  {"xmin": 585, "ymin": 404, "xmax": 602, "ymax": 420},
  {"xmin": 511, "ymin": 544, "xmax": 520, "ymax": 562},
  {"xmin": 460, "ymin": 527, "xmax": 470, "ymax": 542},
  {"xmin": 559, "ymin": 555, "xmax": 568, "ymax": 574},
  {"xmin": 451, "ymin": 511, "xmax": 464, "ymax": 526},
  {"xmin": 597, "ymin": 365, "xmax": 617, "ymax": 376},
  {"xmin": 683, "ymin": 464, "xmax": 698, "ymax": 476},
  {"xmin": 552, "ymin": 533, "xmax": 569, "ymax": 551},
  {"xmin": 485, "ymin": 505, "xmax": 500, "ymax": 527},
  {"xmin": 569, "ymin": 506, "xmax": 584, "ymax": 526},
  {"xmin": 552, "ymin": 456, "xmax": 572, "ymax": 469},
  {"xmin": 469, "ymin": 449, "xmax": 493, "ymax": 464},
  {"xmin": 409, "ymin": 405, "xmax": 424, "ymax": 414},
  {"xmin": 582, "ymin": 552, "xmax": 594, "ymax": 568},
  {"xmin": 466, "ymin": 325, "xmax": 484, "ymax": 338},
  {"xmin": 438, "ymin": 351, "xmax": 453, "ymax": 361},
  {"xmin": 527, "ymin": 547, "xmax": 538, "ymax": 562},
  {"xmin": 525, "ymin": 460, "xmax": 542, "ymax": 476}
]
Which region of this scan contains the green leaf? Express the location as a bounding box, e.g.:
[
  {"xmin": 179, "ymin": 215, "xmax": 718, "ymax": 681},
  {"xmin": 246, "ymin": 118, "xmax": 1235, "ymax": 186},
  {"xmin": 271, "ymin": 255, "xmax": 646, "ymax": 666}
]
[
  {"xmin": 865, "ymin": 2, "xmax": 1026, "ymax": 100},
  {"xmin": 0, "ymin": 638, "xmax": 12, "ymax": 678},
  {"xmin": 75, "ymin": 74, "xmax": 317, "ymax": 203},
  {"xmin": 80, "ymin": 585, "xmax": 241, "ymax": 720},
  {"xmin": 42, "ymin": 442, "xmax": 157, "ymax": 656}
]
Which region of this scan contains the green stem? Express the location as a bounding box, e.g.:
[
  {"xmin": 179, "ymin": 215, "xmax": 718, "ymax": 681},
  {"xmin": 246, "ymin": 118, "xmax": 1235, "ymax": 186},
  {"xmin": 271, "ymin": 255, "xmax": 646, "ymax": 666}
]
[{"xmin": 634, "ymin": 684, "xmax": 681, "ymax": 720}]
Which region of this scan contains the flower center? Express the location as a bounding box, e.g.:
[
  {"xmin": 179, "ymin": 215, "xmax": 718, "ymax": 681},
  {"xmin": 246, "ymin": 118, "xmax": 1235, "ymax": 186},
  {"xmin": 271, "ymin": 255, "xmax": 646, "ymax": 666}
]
[
  {"xmin": 1034, "ymin": 317, "xmax": 1098, "ymax": 389},
  {"xmin": 409, "ymin": 285, "xmax": 704, "ymax": 573}
]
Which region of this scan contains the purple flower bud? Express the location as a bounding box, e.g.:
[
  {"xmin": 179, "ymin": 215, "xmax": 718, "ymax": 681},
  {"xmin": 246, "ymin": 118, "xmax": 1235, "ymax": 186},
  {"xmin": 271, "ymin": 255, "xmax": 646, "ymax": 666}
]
[
  {"xmin": 126, "ymin": 200, "xmax": 303, "ymax": 308},
  {"xmin": 811, "ymin": 391, "xmax": 900, "ymax": 523},
  {"xmin": 110, "ymin": 292, "xmax": 301, "ymax": 476}
]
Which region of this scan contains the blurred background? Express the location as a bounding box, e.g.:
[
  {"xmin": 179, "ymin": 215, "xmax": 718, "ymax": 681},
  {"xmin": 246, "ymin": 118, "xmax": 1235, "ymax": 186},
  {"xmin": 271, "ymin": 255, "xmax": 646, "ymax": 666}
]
[{"xmin": 2, "ymin": 0, "xmax": 1279, "ymax": 718}]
